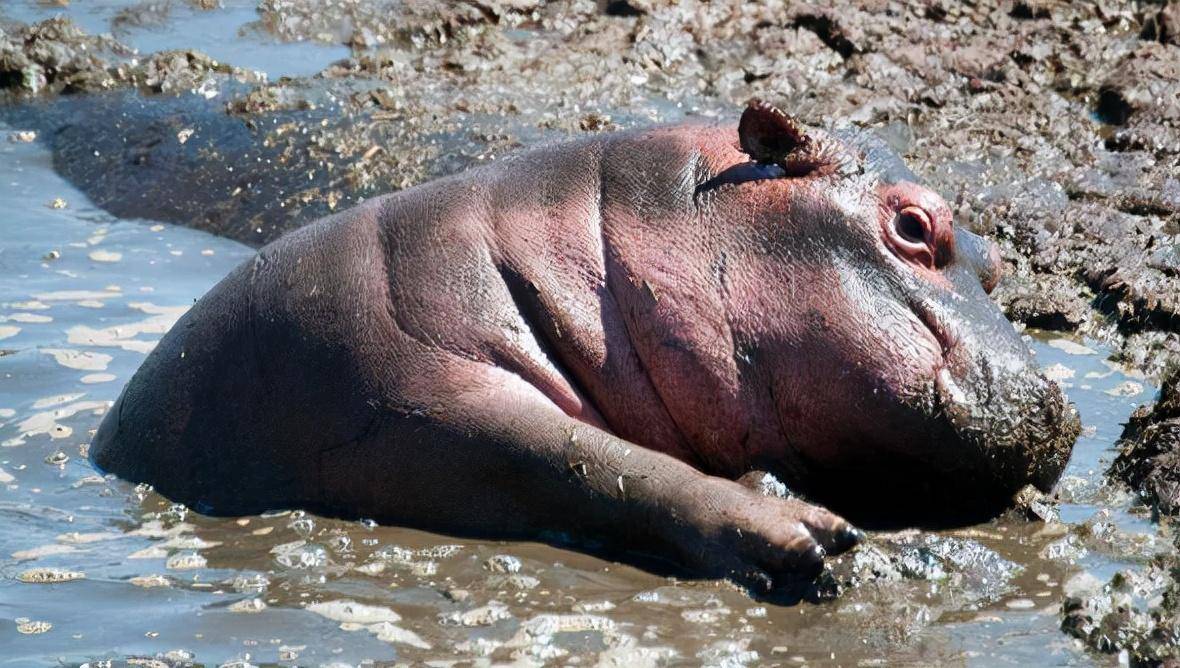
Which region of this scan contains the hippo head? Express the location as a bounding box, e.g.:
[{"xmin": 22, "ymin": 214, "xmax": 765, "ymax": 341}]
[{"xmin": 651, "ymin": 100, "xmax": 1081, "ymax": 525}]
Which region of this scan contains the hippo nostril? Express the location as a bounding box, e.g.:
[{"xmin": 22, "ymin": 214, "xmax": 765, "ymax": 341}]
[
  {"xmin": 982, "ymin": 241, "xmax": 1003, "ymax": 294},
  {"xmin": 954, "ymin": 229, "xmax": 1004, "ymax": 293}
]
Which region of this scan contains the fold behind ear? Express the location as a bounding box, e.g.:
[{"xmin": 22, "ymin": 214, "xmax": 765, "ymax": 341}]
[{"xmin": 738, "ymin": 98, "xmax": 811, "ymax": 165}]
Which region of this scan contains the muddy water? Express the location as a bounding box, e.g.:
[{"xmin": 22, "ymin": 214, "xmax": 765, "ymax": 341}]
[{"xmin": 0, "ymin": 124, "xmax": 1164, "ymax": 665}]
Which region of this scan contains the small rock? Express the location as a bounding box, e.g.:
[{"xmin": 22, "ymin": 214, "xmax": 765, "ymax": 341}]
[
  {"xmin": 17, "ymin": 567, "xmax": 85, "ymax": 583},
  {"xmin": 15, "ymin": 619, "xmax": 52, "ymax": 634},
  {"xmin": 1011, "ymin": 484, "xmax": 1060, "ymax": 522},
  {"xmin": 129, "ymin": 574, "xmax": 171, "ymax": 588},
  {"xmin": 228, "ymin": 597, "xmax": 267, "ymax": 613},
  {"xmin": 438, "ymin": 601, "xmax": 512, "ymax": 627},
  {"xmin": 165, "ymin": 552, "xmax": 207, "ymax": 570},
  {"xmin": 306, "ymin": 599, "xmax": 401, "ymax": 624},
  {"xmin": 484, "ymin": 554, "xmax": 521, "ymax": 574}
]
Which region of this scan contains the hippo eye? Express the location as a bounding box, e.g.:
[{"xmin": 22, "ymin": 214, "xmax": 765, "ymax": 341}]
[
  {"xmin": 885, "ymin": 206, "xmax": 937, "ymax": 269},
  {"xmin": 895, "ymin": 208, "xmax": 928, "ymax": 245}
]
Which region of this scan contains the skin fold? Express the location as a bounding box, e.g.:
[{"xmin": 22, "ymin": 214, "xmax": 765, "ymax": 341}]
[{"xmin": 90, "ymin": 101, "xmax": 1080, "ymax": 591}]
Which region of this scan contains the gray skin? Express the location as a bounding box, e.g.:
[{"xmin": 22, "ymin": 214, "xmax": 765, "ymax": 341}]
[{"xmin": 90, "ymin": 101, "xmax": 1080, "ymax": 590}]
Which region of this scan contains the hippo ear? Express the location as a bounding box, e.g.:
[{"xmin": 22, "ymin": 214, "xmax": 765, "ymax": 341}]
[{"xmin": 738, "ymin": 98, "xmax": 811, "ymax": 166}]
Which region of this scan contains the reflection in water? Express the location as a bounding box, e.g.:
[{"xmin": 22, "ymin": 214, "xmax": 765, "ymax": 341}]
[{"xmin": 0, "ymin": 117, "xmax": 1163, "ymax": 668}]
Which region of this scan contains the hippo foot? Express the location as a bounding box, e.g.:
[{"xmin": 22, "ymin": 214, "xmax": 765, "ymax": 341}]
[{"xmin": 672, "ymin": 484, "xmax": 862, "ymax": 593}]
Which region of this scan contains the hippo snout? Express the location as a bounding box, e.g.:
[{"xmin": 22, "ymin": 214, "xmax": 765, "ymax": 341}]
[
  {"xmin": 805, "ymin": 293, "xmax": 1081, "ymax": 527},
  {"xmin": 934, "ymin": 363, "xmax": 1079, "ymax": 496}
]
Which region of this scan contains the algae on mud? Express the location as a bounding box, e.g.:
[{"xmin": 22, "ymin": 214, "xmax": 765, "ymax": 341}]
[{"xmin": 1, "ymin": 0, "xmax": 1180, "ymax": 665}]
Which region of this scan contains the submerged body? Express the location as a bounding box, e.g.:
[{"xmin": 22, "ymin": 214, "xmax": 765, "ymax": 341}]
[{"xmin": 91, "ymin": 102, "xmax": 1080, "ymax": 588}]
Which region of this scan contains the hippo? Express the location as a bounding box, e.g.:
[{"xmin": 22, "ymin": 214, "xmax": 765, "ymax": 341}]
[{"xmin": 90, "ymin": 100, "xmax": 1080, "ymax": 590}]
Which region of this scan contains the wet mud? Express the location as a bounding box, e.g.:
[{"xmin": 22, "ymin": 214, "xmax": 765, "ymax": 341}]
[
  {"xmin": 1, "ymin": 0, "xmax": 1179, "ymax": 665},
  {"xmin": 1114, "ymin": 368, "xmax": 1180, "ymax": 516}
]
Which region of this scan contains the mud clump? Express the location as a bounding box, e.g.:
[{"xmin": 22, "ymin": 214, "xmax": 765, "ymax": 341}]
[
  {"xmin": 1061, "ymin": 558, "xmax": 1180, "ymax": 665},
  {"xmin": 129, "ymin": 49, "xmax": 257, "ymax": 95},
  {"xmin": 1111, "ymin": 367, "xmax": 1180, "ymax": 515},
  {"xmin": 996, "ymin": 271, "xmax": 1092, "ymax": 332},
  {"xmin": 0, "ymin": 17, "xmax": 259, "ymax": 99},
  {"xmin": 0, "ymin": 17, "xmax": 130, "ymax": 96},
  {"xmin": 253, "ymin": 0, "xmax": 539, "ymax": 50},
  {"xmin": 818, "ymin": 532, "xmax": 1021, "ymax": 604}
]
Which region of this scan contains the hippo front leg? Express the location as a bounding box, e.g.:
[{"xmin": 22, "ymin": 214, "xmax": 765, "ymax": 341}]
[
  {"xmin": 321, "ymin": 367, "xmax": 859, "ymax": 592},
  {"xmin": 483, "ymin": 400, "xmax": 861, "ymax": 591}
]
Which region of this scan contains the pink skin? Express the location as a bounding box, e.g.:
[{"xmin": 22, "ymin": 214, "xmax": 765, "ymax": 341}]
[{"xmin": 90, "ymin": 102, "xmax": 1076, "ymax": 591}]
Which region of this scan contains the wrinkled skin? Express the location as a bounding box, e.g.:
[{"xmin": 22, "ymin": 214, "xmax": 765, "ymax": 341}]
[{"xmin": 90, "ymin": 102, "xmax": 1080, "ymax": 590}]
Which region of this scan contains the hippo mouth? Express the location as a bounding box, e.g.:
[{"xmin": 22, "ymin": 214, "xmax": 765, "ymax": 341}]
[
  {"xmin": 791, "ymin": 296, "xmax": 1081, "ymax": 528},
  {"xmin": 916, "ymin": 294, "xmax": 1078, "ymax": 485}
]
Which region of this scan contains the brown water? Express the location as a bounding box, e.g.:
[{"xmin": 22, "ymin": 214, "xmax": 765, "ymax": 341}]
[{"xmin": 0, "ymin": 113, "xmax": 1164, "ymax": 667}]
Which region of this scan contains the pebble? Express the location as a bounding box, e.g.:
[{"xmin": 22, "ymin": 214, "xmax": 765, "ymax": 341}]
[
  {"xmin": 17, "ymin": 567, "xmax": 85, "ymax": 583},
  {"xmin": 438, "ymin": 601, "xmax": 512, "ymax": 627},
  {"xmin": 484, "ymin": 554, "xmax": 522, "ymax": 574},
  {"xmin": 228, "ymin": 598, "xmax": 268, "ymax": 613},
  {"xmin": 15, "ymin": 618, "xmax": 52, "ymax": 634},
  {"xmin": 681, "ymin": 607, "xmax": 732, "ymax": 624},
  {"xmin": 88, "ymin": 249, "xmax": 123, "ymax": 263},
  {"xmin": 307, "ymin": 599, "xmax": 401, "ymax": 624},
  {"xmin": 128, "ymin": 574, "xmax": 171, "ymax": 588},
  {"xmin": 1048, "ymin": 339, "xmax": 1095, "ymax": 356},
  {"xmin": 1104, "ymin": 381, "xmax": 1144, "ymax": 397},
  {"xmin": 166, "ymin": 552, "xmax": 208, "ymax": 570}
]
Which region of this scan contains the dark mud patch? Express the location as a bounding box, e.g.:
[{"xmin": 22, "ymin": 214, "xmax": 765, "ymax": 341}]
[
  {"xmin": 3, "ymin": 88, "xmax": 397, "ymax": 245},
  {"xmin": 0, "ymin": 16, "xmax": 132, "ymax": 96},
  {"xmin": 1112, "ymin": 367, "xmax": 1180, "ymax": 516}
]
